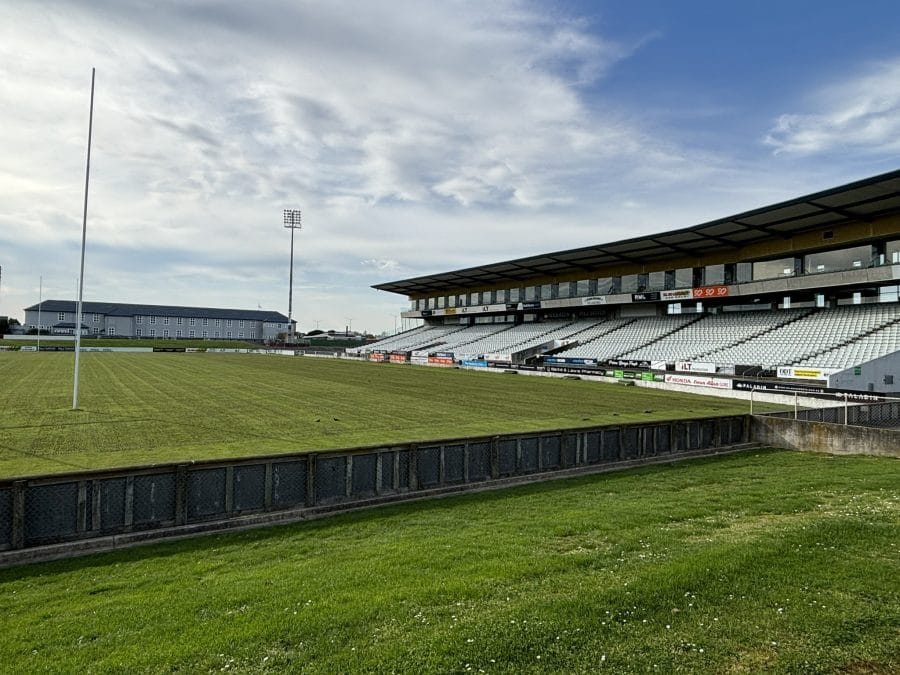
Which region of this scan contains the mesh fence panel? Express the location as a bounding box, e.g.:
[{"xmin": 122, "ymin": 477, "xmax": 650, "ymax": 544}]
[
  {"xmin": 540, "ymin": 436, "xmax": 561, "ymax": 470},
  {"xmin": 418, "ymin": 447, "xmax": 441, "ymax": 488},
  {"xmin": 233, "ymin": 464, "xmax": 266, "ymax": 513},
  {"xmin": 272, "ymin": 461, "xmax": 307, "ymax": 509},
  {"xmin": 585, "ymin": 432, "xmax": 601, "ymax": 464},
  {"xmin": 380, "ymin": 452, "xmax": 395, "ymax": 492},
  {"xmin": 0, "ymin": 488, "xmax": 11, "ymax": 548},
  {"xmin": 622, "ymin": 427, "xmax": 640, "ymax": 460},
  {"xmin": 316, "ymin": 457, "xmax": 347, "ymax": 504},
  {"xmin": 132, "ymin": 473, "xmax": 177, "ymax": 529},
  {"xmin": 25, "ymin": 482, "xmax": 80, "ymax": 544},
  {"xmin": 601, "ymin": 429, "xmax": 620, "ymax": 461},
  {"xmin": 498, "ymin": 439, "xmax": 517, "ymax": 476},
  {"xmin": 99, "ymin": 478, "xmax": 127, "ymax": 533},
  {"xmin": 187, "ymin": 468, "xmax": 227, "ymax": 522},
  {"xmin": 562, "ymin": 434, "xmax": 577, "ymax": 467},
  {"xmin": 397, "ymin": 450, "xmax": 411, "ymax": 490},
  {"xmin": 443, "ymin": 445, "xmax": 465, "ymax": 484},
  {"xmin": 655, "ymin": 425, "xmax": 672, "ymax": 454},
  {"xmin": 520, "ymin": 438, "xmax": 539, "ymax": 473},
  {"xmin": 467, "ymin": 442, "xmax": 491, "ymax": 482},
  {"xmin": 351, "ymin": 454, "xmax": 377, "ymax": 497}
]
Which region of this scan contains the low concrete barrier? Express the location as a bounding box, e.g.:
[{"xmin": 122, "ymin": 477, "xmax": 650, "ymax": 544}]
[{"xmin": 751, "ymin": 416, "xmax": 900, "ymax": 457}]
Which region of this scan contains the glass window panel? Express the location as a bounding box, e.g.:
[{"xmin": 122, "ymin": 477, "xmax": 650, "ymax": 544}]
[
  {"xmin": 805, "ymin": 245, "xmax": 873, "ymax": 273},
  {"xmin": 524, "ymin": 286, "xmax": 537, "ymax": 301},
  {"xmin": 753, "ymin": 257, "xmax": 797, "ymax": 280},
  {"xmin": 576, "ymin": 279, "xmax": 591, "ymax": 296},
  {"xmin": 674, "ymin": 268, "xmax": 693, "ymax": 288},
  {"xmin": 620, "ymin": 274, "xmax": 638, "ymax": 293},
  {"xmin": 705, "ymin": 264, "xmax": 725, "ymax": 285},
  {"xmin": 509, "ymin": 287, "xmax": 521, "ymax": 302},
  {"xmin": 647, "ymin": 271, "xmax": 666, "ymax": 291}
]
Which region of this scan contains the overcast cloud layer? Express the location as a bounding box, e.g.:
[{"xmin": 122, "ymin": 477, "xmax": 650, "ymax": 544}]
[{"xmin": 2, "ymin": 1, "xmax": 900, "ymax": 334}]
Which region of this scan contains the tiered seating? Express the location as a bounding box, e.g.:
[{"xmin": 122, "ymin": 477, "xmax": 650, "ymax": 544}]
[
  {"xmin": 795, "ymin": 315, "xmax": 900, "ymax": 369},
  {"xmin": 429, "ymin": 323, "xmax": 512, "ymax": 353},
  {"xmin": 555, "ymin": 315, "xmax": 698, "ymax": 361},
  {"xmin": 622, "ymin": 309, "xmax": 809, "ymax": 362},
  {"xmin": 352, "ymin": 324, "xmax": 466, "ymax": 354},
  {"xmin": 703, "ymin": 305, "xmax": 899, "ymax": 367}
]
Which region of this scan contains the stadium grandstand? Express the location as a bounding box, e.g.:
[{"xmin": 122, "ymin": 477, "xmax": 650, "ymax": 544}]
[{"xmin": 351, "ymin": 169, "xmax": 900, "ymax": 395}]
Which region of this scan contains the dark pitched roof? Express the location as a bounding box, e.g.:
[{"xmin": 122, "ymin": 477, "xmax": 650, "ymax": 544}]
[
  {"xmin": 25, "ymin": 300, "xmax": 292, "ymax": 323},
  {"xmin": 374, "ymin": 168, "xmax": 900, "ymax": 295}
]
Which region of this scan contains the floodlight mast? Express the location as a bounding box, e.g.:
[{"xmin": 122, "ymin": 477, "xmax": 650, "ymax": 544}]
[{"xmin": 283, "ymin": 209, "xmax": 302, "ymax": 341}]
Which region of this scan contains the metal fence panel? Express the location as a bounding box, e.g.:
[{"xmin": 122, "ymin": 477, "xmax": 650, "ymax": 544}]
[
  {"xmin": 467, "ymin": 442, "xmax": 490, "ymax": 482},
  {"xmin": 563, "ymin": 434, "xmax": 577, "ymax": 467},
  {"xmin": 316, "ymin": 456, "xmax": 347, "ymax": 503},
  {"xmin": 655, "ymin": 425, "xmax": 671, "ymax": 454},
  {"xmin": 498, "ymin": 439, "xmax": 517, "ymax": 476},
  {"xmin": 0, "ymin": 488, "xmax": 11, "ymax": 547},
  {"xmin": 540, "ymin": 436, "xmax": 561, "ymax": 470},
  {"xmin": 622, "ymin": 427, "xmax": 640, "ymax": 460},
  {"xmin": 520, "ymin": 437, "xmax": 539, "ymax": 473},
  {"xmin": 397, "ymin": 450, "xmax": 411, "ymax": 490},
  {"xmin": 585, "ymin": 432, "xmax": 601, "ymax": 464},
  {"xmin": 601, "ymin": 429, "xmax": 620, "ymax": 461},
  {"xmin": 99, "ymin": 478, "xmax": 126, "ymax": 532},
  {"xmin": 418, "ymin": 447, "xmax": 441, "ymax": 488},
  {"xmin": 25, "ymin": 482, "xmax": 79, "ymax": 544},
  {"xmin": 444, "ymin": 445, "xmax": 465, "ymax": 484},
  {"xmin": 187, "ymin": 468, "xmax": 227, "ymax": 522},
  {"xmin": 380, "ymin": 452, "xmax": 395, "ymax": 492},
  {"xmin": 351, "ymin": 454, "xmax": 377, "ymax": 497},
  {"xmin": 132, "ymin": 473, "xmax": 176, "ymax": 529},
  {"xmin": 272, "ymin": 461, "xmax": 307, "ymax": 509},
  {"xmin": 233, "ymin": 464, "xmax": 266, "ymax": 513},
  {"xmin": 699, "ymin": 421, "xmax": 714, "ymax": 449}
]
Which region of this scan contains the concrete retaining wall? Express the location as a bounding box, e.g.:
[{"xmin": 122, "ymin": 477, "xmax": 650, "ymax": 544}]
[{"xmin": 751, "ymin": 416, "xmax": 900, "ymax": 457}]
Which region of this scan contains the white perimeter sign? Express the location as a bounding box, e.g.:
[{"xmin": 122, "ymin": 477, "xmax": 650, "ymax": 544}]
[{"xmin": 665, "ymin": 373, "xmax": 731, "ymax": 390}]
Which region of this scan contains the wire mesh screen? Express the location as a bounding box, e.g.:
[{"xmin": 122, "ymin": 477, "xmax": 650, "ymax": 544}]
[
  {"xmin": 132, "ymin": 473, "xmax": 177, "ymax": 529},
  {"xmin": 272, "ymin": 461, "xmax": 307, "ymax": 509},
  {"xmin": 467, "ymin": 442, "xmax": 491, "ymax": 482},
  {"xmin": 520, "ymin": 437, "xmax": 539, "ymax": 473},
  {"xmin": 540, "ymin": 436, "xmax": 561, "ymax": 470},
  {"xmin": 443, "ymin": 445, "xmax": 465, "ymax": 484},
  {"xmin": 233, "ymin": 464, "xmax": 266, "ymax": 513},
  {"xmin": 699, "ymin": 421, "xmax": 715, "ymax": 448},
  {"xmin": 187, "ymin": 468, "xmax": 227, "ymax": 522},
  {"xmin": 0, "ymin": 488, "xmax": 12, "ymax": 547},
  {"xmin": 585, "ymin": 432, "xmax": 601, "ymax": 464},
  {"xmin": 622, "ymin": 427, "xmax": 640, "ymax": 460},
  {"xmin": 397, "ymin": 450, "xmax": 411, "ymax": 490},
  {"xmin": 380, "ymin": 452, "xmax": 395, "ymax": 492},
  {"xmin": 562, "ymin": 434, "xmax": 577, "ymax": 467},
  {"xmin": 25, "ymin": 482, "xmax": 79, "ymax": 544},
  {"xmin": 601, "ymin": 429, "xmax": 620, "ymax": 461},
  {"xmin": 418, "ymin": 447, "xmax": 441, "ymax": 488},
  {"xmin": 654, "ymin": 425, "xmax": 672, "ymax": 454},
  {"xmin": 350, "ymin": 454, "xmax": 377, "ymax": 497},
  {"xmin": 498, "ymin": 439, "xmax": 517, "ymax": 476},
  {"xmin": 99, "ymin": 478, "xmax": 127, "ymax": 533},
  {"xmin": 316, "ymin": 456, "xmax": 347, "ymax": 504}
]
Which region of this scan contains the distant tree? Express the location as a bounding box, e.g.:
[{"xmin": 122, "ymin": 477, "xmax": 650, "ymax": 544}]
[{"xmin": 0, "ymin": 317, "xmax": 8, "ymax": 335}]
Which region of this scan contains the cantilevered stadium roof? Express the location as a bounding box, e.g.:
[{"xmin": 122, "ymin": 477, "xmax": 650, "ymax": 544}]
[{"xmin": 374, "ymin": 168, "xmax": 900, "ymax": 296}]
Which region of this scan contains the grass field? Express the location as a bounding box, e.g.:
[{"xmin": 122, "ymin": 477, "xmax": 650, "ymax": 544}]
[
  {"xmin": 0, "ymin": 352, "xmax": 778, "ymax": 478},
  {"xmin": 0, "ymin": 337, "xmax": 258, "ymax": 349},
  {"xmin": 0, "ymin": 450, "xmax": 896, "ymax": 673}
]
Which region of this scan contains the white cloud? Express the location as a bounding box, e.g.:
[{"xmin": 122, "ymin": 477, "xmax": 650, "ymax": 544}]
[{"xmin": 765, "ymin": 59, "xmax": 900, "ymax": 155}]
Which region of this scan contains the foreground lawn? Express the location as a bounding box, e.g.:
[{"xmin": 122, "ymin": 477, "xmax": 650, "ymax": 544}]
[
  {"xmin": 0, "ymin": 450, "xmax": 896, "ymax": 673},
  {"xmin": 0, "ymin": 353, "xmax": 777, "ymax": 477}
]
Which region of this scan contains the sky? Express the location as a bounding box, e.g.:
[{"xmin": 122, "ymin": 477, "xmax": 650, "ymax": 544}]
[{"xmin": 2, "ymin": 1, "xmax": 900, "ymax": 335}]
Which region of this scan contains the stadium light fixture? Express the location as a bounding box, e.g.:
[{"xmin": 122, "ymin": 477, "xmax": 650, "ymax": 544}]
[{"xmin": 283, "ymin": 209, "xmax": 302, "ymax": 341}]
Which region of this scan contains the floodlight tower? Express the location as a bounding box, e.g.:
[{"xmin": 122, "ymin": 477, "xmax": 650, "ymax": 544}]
[{"xmin": 283, "ymin": 209, "xmax": 302, "ymax": 341}]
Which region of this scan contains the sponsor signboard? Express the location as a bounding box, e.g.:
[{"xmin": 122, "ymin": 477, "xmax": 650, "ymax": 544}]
[
  {"xmin": 411, "ymin": 355, "xmax": 429, "ymax": 365},
  {"xmin": 650, "ymin": 360, "xmax": 667, "ymax": 371},
  {"xmin": 692, "ymin": 285, "xmax": 729, "ymax": 299},
  {"xmin": 732, "ymin": 379, "xmax": 824, "ymax": 395},
  {"xmin": 484, "ymin": 353, "xmax": 512, "ymax": 362},
  {"xmin": 581, "ymin": 296, "xmax": 607, "ymax": 306},
  {"xmin": 461, "ymin": 359, "xmax": 488, "ymax": 368},
  {"xmin": 522, "ymin": 301, "xmax": 541, "ymax": 311},
  {"xmin": 675, "ymin": 361, "xmax": 717, "ymax": 374},
  {"xmin": 607, "ymin": 358, "xmax": 651, "ymax": 369},
  {"xmin": 389, "ymin": 353, "xmax": 408, "ymax": 363},
  {"xmin": 632, "ymin": 292, "xmax": 660, "ymax": 302},
  {"xmin": 428, "ymin": 355, "xmax": 455, "ymax": 366},
  {"xmin": 776, "ymin": 366, "xmax": 839, "ymax": 380},
  {"xmin": 665, "ymin": 373, "xmax": 731, "ymax": 389},
  {"xmin": 660, "ymin": 289, "xmax": 694, "ymax": 301},
  {"xmin": 368, "ymin": 352, "xmax": 386, "ymax": 362},
  {"xmin": 544, "ymin": 357, "xmax": 597, "ymax": 366}
]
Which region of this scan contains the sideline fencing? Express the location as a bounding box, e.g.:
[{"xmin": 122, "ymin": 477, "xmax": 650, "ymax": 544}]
[
  {"xmin": 0, "ymin": 415, "xmax": 748, "ymax": 560},
  {"xmin": 760, "ymin": 395, "xmax": 900, "ymax": 429}
]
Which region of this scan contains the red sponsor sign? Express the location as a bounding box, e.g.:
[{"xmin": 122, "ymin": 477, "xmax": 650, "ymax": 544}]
[
  {"xmin": 389, "ymin": 353, "xmax": 408, "ymax": 363},
  {"xmin": 428, "ymin": 356, "xmax": 455, "ymax": 366},
  {"xmin": 692, "ymin": 285, "xmax": 729, "ymax": 299},
  {"xmin": 368, "ymin": 353, "xmax": 386, "ymax": 362}
]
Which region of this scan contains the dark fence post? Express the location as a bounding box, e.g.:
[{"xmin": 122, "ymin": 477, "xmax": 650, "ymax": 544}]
[
  {"xmin": 77, "ymin": 481, "xmax": 88, "ymax": 533},
  {"xmin": 224, "ymin": 466, "xmax": 234, "ymax": 515},
  {"xmin": 124, "ymin": 476, "xmax": 134, "ymax": 529},
  {"xmin": 91, "ymin": 480, "xmax": 102, "ymax": 533},
  {"xmin": 11, "ymin": 480, "xmax": 25, "ymax": 550},
  {"xmin": 264, "ymin": 462, "xmax": 273, "ymax": 509},
  {"xmin": 409, "ymin": 444, "xmax": 419, "ymax": 491},
  {"xmin": 306, "ymin": 453, "xmax": 317, "ymax": 506}
]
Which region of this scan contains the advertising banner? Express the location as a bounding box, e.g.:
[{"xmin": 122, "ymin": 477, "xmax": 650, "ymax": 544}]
[
  {"xmin": 692, "ymin": 285, "xmax": 729, "ymax": 299},
  {"xmin": 428, "ymin": 355, "xmax": 455, "ymax": 366},
  {"xmin": 607, "ymin": 358, "xmax": 651, "ymax": 369},
  {"xmin": 581, "ymin": 296, "xmax": 607, "ymax": 306},
  {"xmin": 632, "ymin": 292, "xmax": 660, "ymax": 302},
  {"xmin": 675, "ymin": 361, "xmax": 717, "ymax": 374},
  {"xmin": 660, "ymin": 289, "xmax": 694, "ymax": 301},
  {"xmin": 368, "ymin": 353, "xmax": 386, "ymax": 362},
  {"xmin": 732, "ymin": 379, "xmax": 825, "ymax": 395},
  {"xmin": 389, "ymin": 353, "xmax": 408, "ymax": 363},
  {"xmin": 522, "ymin": 301, "xmax": 541, "ymax": 311},
  {"xmin": 544, "ymin": 357, "xmax": 597, "ymax": 366},
  {"xmin": 484, "ymin": 353, "xmax": 512, "ymax": 362},
  {"xmin": 775, "ymin": 366, "xmax": 839, "ymax": 380},
  {"xmin": 650, "ymin": 360, "xmax": 667, "ymax": 371},
  {"xmin": 461, "ymin": 360, "xmax": 488, "ymax": 368},
  {"xmin": 665, "ymin": 373, "xmax": 731, "ymax": 389},
  {"xmin": 411, "ymin": 355, "xmax": 429, "ymax": 365}
]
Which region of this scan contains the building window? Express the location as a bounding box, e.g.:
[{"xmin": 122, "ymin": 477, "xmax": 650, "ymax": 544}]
[
  {"xmin": 214, "ymin": 319, "xmax": 221, "ymax": 327},
  {"xmin": 202, "ymin": 331, "xmax": 208, "ymax": 338},
  {"xmin": 238, "ymin": 332, "xmax": 244, "ymax": 338},
  {"xmin": 226, "ymin": 319, "xmax": 232, "ymax": 327},
  {"xmin": 136, "ymin": 315, "xmax": 143, "ymax": 324},
  {"xmin": 239, "ymin": 320, "xmax": 244, "ymax": 328},
  {"xmin": 163, "ymin": 329, "xmax": 169, "ymax": 337},
  {"xmin": 92, "ymin": 326, "xmax": 99, "ymax": 334},
  {"xmin": 149, "ymin": 316, "xmax": 156, "ymax": 324},
  {"xmin": 226, "ymin": 331, "xmax": 232, "ymax": 338},
  {"xmin": 149, "ymin": 329, "xmax": 156, "ymax": 337},
  {"xmin": 136, "ymin": 328, "xmax": 142, "ymax": 337},
  {"xmin": 189, "ymin": 330, "xmax": 196, "ymax": 338},
  {"xmin": 190, "ymin": 318, "xmax": 196, "ymax": 326},
  {"xmin": 58, "ymin": 312, "xmax": 65, "ymax": 321},
  {"xmin": 250, "ymin": 331, "xmax": 256, "ymax": 339},
  {"xmin": 202, "ymin": 318, "xmax": 209, "ymax": 326},
  {"xmin": 163, "ymin": 317, "xmax": 170, "ymax": 325},
  {"xmin": 176, "ymin": 329, "xmax": 183, "ymax": 337},
  {"xmin": 108, "ymin": 327, "xmax": 116, "ymax": 336},
  {"xmin": 176, "ymin": 317, "xmax": 183, "ymax": 325},
  {"xmin": 93, "ymin": 313, "xmax": 100, "ymax": 323},
  {"xmin": 214, "ymin": 331, "xmax": 220, "ymax": 337}
]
